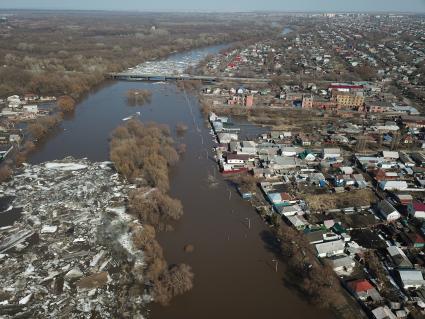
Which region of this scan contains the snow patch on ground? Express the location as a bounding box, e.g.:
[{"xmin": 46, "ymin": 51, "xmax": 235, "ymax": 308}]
[{"xmin": 44, "ymin": 162, "xmax": 88, "ymax": 171}]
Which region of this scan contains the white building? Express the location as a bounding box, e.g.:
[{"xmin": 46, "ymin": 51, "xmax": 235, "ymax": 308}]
[
  {"xmin": 377, "ymin": 200, "xmax": 401, "ymax": 221},
  {"xmin": 382, "ymin": 151, "xmax": 399, "ymax": 159},
  {"xmin": 280, "ymin": 147, "xmax": 298, "ymax": 157},
  {"xmin": 322, "ymin": 148, "xmax": 341, "ymax": 159},
  {"xmin": 279, "ymin": 204, "xmax": 303, "ymax": 217},
  {"xmin": 379, "ymin": 181, "xmax": 408, "ymax": 191},
  {"xmin": 315, "ymin": 240, "xmax": 345, "ymax": 258},
  {"xmin": 23, "ymin": 105, "xmax": 38, "ymax": 114},
  {"xmin": 398, "ymin": 270, "xmax": 425, "ymax": 289}
]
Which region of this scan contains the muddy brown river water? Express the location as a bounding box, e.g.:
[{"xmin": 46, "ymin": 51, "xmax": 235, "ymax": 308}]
[{"xmin": 29, "ymin": 46, "xmax": 335, "ymax": 319}]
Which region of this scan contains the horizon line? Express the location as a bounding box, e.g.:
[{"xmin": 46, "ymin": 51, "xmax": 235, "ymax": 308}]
[{"xmin": 0, "ymin": 8, "xmax": 425, "ymax": 14}]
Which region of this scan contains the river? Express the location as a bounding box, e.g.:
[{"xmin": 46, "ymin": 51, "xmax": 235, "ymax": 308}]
[{"xmin": 29, "ymin": 45, "xmax": 335, "ymax": 319}]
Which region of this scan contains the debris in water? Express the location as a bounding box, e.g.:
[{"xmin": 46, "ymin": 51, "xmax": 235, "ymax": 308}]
[{"xmin": 0, "ymin": 157, "xmax": 150, "ymax": 318}]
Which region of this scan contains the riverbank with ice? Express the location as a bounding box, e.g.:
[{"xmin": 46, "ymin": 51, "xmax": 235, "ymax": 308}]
[{"xmin": 0, "ymin": 158, "xmax": 150, "ymax": 319}]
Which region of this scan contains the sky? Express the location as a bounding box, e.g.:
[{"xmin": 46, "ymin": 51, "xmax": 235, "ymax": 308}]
[{"xmin": 0, "ymin": 0, "xmax": 424, "ymax": 13}]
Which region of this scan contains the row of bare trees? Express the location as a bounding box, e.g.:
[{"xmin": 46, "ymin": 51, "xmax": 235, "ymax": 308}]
[
  {"xmin": 109, "ymin": 119, "xmax": 194, "ymax": 305},
  {"xmin": 275, "ymin": 223, "xmax": 347, "ymax": 309}
]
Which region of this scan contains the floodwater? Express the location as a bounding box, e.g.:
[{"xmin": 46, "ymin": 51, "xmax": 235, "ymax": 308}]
[{"xmin": 29, "ymin": 45, "xmax": 335, "ymax": 319}]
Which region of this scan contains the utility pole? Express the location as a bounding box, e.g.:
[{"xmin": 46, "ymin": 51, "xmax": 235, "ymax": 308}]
[{"xmin": 272, "ymin": 259, "xmax": 278, "ymax": 272}]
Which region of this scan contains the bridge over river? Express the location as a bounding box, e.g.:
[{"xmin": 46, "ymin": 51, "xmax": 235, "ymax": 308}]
[{"xmin": 108, "ymin": 72, "xmax": 271, "ymax": 84}]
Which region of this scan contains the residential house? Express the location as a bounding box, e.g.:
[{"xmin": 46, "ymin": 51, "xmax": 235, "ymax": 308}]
[
  {"xmin": 382, "ymin": 151, "xmax": 399, "ymax": 160},
  {"xmin": 387, "ymin": 246, "xmax": 413, "ymax": 269},
  {"xmin": 395, "ymin": 194, "xmax": 413, "ymax": 206},
  {"xmin": 226, "ymin": 154, "xmax": 252, "ymax": 165},
  {"xmin": 23, "ymin": 93, "xmax": 39, "ymax": 102},
  {"xmin": 398, "ymin": 270, "xmax": 425, "ymax": 289},
  {"xmin": 346, "ymin": 279, "xmax": 382, "ymax": 302},
  {"xmin": 322, "ymin": 148, "xmax": 341, "ymax": 159},
  {"xmin": 309, "ymin": 172, "xmax": 327, "ymax": 187},
  {"xmin": 286, "ymin": 215, "xmax": 309, "ymax": 230},
  {"xmin": 379, "ymin": 181, "xmax": 408, "ymax": 191},
  {"xmin": 353, "ymin": 174, "xmax": 367, "ymax": 188},
  {"xmin": 315, "ymin": 240, "xmax": 345, "ymax": 258},
  {"xmin": 217, "ymin": 132, "xmax": 238, "ymax": 143},
  {"xmin": 280, "ymin": 147, "xmax": 298, "ymax": 157},
  {"xmin": 269, "ymin": 155, "xmax": 299, "ymax": 170},
  {"xmin": 340, "ymin": 166, "xmax": 354, "ymax": 175},
  {"xmin": 276, "ymin": 204, "xmax": 303, "ymax": 217},
  {"xmin": 411, "ymin": 152, "xmax": 425, "ymax": 167},
  {"xmin": 399, "ymin": 152, "xmax": 415, "ymax": 167},
  {"xmin": 304, "ymin": 230, "xmax": 326, "ymax": 244},
  {"xmin": 377, "ymin": 200, "xmax": 401, "ymax": 221},
  {"xmin": 23, "ymin": 105, "xmax": 38, "ymax": 114},
  {"xmin": 408, "ymin": 202, "xmax": 425, "ymax": 219}
]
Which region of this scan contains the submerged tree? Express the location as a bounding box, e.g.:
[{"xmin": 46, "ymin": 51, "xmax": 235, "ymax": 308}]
[
  {"xmin": 28, "ymin": 114, "xmax": 63, "ymax": 141},
  {"xmin": 175, "ymin": 123, "xmax": 188, "ymax": 137},
  {"xmin": 129, "ymin": 188, "xmax": 183, "ymax": 231},
  {"xmin": 152, "ymin": 264, "xmax": 194, "ymax": 306},
  {"xmin": 110, "ymin": 119, "xmax": 179, "ymax": 190},
  {"xmin": 126, "ymin": 89, "xmax": 152, "ymax": 106}
]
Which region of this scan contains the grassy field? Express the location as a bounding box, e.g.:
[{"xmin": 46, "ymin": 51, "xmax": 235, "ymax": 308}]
[{"xmin": 304, "ymin": 189, "xmax": 376, "ymax": 211}]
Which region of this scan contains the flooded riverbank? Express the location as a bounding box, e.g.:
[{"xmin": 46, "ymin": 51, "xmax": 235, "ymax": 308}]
[{"xmin": 28, "ymin": 45, "xmax": 335, "ymax": 319}]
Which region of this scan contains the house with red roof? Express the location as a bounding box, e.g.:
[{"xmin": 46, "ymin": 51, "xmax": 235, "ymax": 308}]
[
  {"xmin": 346, "ymin": 279, "xmax": 382, "ymax": 302},
  {"xmin": 408, "ymin": 202, "xmax": 425, "ymax": 219}
]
